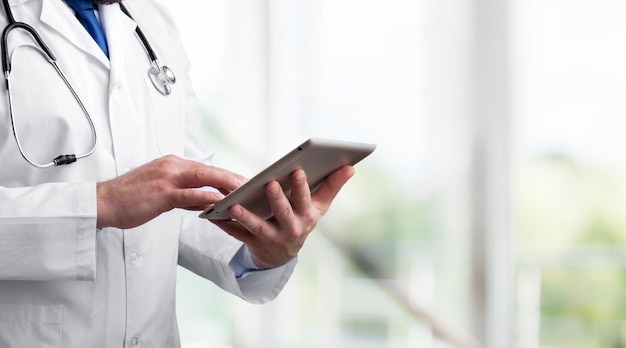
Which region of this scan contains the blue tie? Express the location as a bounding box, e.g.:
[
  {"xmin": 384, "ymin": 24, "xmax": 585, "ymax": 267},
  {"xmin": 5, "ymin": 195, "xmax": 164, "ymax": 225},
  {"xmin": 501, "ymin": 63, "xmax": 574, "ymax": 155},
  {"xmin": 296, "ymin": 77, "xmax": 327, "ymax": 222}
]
[{"xmin": 65, "ymin": 0, "xmax": 109, "ymax": 57}]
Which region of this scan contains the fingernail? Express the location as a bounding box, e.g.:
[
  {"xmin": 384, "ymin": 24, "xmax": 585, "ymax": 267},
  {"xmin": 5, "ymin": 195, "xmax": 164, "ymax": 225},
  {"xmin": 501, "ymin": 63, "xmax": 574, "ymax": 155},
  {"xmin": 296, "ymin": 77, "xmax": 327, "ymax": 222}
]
[
  {"xmin": 294, "ymin": 170, "xmax": 305, "ymax": 183},
  {"xmin": 267, "ymin": 182, "xmax": 279, "ymax": 195}
]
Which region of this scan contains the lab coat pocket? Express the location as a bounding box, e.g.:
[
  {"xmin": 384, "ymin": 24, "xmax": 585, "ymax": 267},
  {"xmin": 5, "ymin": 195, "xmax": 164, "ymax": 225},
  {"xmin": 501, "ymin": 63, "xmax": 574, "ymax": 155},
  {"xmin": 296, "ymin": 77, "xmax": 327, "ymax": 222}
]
[
  {"xmin": 0, "ymin": 304, "xmax": 62, "ymax": 348},
  {"xmin": 144, "ymin": 77, "xmax": 185, "ymax": 156}
]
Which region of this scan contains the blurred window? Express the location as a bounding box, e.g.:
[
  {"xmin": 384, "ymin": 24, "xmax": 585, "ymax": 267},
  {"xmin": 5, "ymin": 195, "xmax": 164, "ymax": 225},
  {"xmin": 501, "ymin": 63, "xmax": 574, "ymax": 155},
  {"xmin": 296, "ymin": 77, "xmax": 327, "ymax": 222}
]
[
  {"xmin": 511, "ymin": 1, "xmax": 626, "ymax": 347},
  {"xmin": 154, "ymin": 0, "xmax": 626, "ymax": 347}
]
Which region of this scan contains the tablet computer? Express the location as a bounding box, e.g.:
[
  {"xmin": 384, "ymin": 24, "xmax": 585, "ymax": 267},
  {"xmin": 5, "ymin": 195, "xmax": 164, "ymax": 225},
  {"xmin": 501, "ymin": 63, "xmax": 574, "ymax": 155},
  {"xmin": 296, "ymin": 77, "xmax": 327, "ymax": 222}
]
[{"xmin": 199, "ymin": 138, "xmax": 376, "ymax": 220}]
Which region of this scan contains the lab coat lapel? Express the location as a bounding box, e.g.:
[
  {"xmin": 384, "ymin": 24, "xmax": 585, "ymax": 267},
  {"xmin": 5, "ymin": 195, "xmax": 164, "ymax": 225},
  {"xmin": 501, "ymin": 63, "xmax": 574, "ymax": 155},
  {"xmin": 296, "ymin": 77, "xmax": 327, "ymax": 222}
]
[{"xmin": 39, "ymin": 0, "xmax": 110, "ymax": 68}]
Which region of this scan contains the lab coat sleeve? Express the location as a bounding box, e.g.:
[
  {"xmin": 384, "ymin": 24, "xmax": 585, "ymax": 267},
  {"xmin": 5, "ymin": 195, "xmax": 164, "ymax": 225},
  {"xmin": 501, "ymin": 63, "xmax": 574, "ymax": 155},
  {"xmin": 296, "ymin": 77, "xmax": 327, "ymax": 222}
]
[
  {"xmin": 178, "ymin": 53, "xmax": 296, "ymax": 304},
  {"xmin": 0, "ymin": 182, "xmax": 97, "ymax": 281}
]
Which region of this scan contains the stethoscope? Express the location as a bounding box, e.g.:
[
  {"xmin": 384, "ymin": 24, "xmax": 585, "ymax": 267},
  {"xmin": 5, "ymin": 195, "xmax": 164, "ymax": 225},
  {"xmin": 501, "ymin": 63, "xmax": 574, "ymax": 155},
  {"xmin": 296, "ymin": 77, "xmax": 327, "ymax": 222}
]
[{"xmin": 1, "ymin": 0, "xmax": 176, "ymax": 168}]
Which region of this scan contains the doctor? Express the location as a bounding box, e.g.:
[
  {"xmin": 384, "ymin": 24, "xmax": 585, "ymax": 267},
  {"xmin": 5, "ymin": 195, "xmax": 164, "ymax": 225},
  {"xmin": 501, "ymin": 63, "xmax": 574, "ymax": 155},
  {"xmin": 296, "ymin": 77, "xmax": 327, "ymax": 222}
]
[{"xmin": 0, "ymin": 0, "xmax": 354, "ymax": 347}]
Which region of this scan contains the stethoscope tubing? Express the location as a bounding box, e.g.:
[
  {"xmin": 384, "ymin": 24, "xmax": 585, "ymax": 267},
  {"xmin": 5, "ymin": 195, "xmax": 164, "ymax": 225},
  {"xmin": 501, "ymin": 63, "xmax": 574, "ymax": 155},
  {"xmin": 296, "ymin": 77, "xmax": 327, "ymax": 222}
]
[
  {"xmin": 119, "ymin": 3, "xmax": 157, "ymax": 62},
  {"xmin": 1, "ymin": 1, "xmax": 98, "ymax": 168},
  {"xmin": 1, "ymin": 0, "xmax": 175, "ymax": 168},
  {"xmin": 7, "ymin": 58, "xmax": 98, "ymax": 168},
  {"xmin": 2, "ymin": 22, "xmax": 56, "ymax": 75}
]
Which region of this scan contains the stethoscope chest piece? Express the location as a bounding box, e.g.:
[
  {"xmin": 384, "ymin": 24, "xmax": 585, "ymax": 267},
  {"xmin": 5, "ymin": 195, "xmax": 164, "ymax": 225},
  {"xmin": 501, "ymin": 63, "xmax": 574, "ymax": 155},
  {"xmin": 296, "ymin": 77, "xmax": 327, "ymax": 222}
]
[{"xmin": 148, "ymin": 61, "xmax": 176, "ymax": 96}]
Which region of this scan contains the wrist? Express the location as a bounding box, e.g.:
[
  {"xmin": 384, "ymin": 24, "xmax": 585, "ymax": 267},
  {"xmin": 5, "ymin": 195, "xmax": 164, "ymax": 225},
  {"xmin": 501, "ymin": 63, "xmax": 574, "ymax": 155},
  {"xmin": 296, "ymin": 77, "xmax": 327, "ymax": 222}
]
[{"xmin": 96, "ymin": 181, "xmax": 111, "ymax": 229}]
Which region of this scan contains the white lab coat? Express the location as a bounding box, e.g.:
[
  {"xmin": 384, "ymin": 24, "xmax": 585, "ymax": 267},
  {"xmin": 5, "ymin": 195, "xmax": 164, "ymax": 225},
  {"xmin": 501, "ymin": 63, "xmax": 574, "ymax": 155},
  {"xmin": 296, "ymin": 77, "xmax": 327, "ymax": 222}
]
[{"xmin": 0, "ymin": 0, "xmax": 295, "ymax": 347}]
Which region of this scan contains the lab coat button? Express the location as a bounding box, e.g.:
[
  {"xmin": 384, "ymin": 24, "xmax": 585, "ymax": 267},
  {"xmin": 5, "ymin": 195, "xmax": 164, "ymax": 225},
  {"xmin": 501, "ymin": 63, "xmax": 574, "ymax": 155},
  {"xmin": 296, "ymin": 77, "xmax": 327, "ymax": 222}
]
[
  {"xmin": 129, "ymin": 336, "xmax": 141, "ymax": 347},
  {"xmin": 129, "ymin": 251, "xmax": 143, "ymax": 265},
  {"xmin": 123, "ymin": 166, "xmax": 130, "ymax": 173}
]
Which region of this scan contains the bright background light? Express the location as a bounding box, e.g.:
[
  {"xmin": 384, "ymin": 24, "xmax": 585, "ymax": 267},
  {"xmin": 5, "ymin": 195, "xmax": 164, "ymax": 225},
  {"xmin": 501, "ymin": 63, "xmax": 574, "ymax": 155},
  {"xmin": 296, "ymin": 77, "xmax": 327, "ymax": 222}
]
[{"xmin": 159, "ymin": 1, "xmax": 626, "ymax": 347}]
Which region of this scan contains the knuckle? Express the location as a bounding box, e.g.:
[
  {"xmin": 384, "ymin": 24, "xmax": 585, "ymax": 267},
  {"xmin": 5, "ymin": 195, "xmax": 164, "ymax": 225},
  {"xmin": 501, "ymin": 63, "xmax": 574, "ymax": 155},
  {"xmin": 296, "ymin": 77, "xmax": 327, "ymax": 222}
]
[
  {"xmin": 298, "ymin": 210, "xmax": 318, "ymax": 231},
  {"xmin": 281, "ymin": 224, "xmax": 302, "ymax": 242},
  {"xmin": 157, "ymin": 155, "xmax": 176, "ymax": 167},
  {"xmin": 287, "ymin": 230, "xmax": 302, "ymax": 243},
  {"xmin": 158, "ymin": 155, "xmax": 182, "ymax": 172},
  {"xmin": 164, "ymin": 187, "xmax": 189, "ymax": 208},
  {"xmin": 181, "ymin": 188, "xmax": 195, "ymax": 201},
  {"xmin": 161, "ymin": 154, "xmax": 180, "ymax": 162},
  {"xmin": 275, "ymin": 206, "xmax": 292, "ymax": 220},
  {"xmin": 193, "ymin": 167, "xmax": 204, "ymax": 181},
  {"xmin": 252, "ymin": 223, "xmax": 266, "ymax": 236},
  {"xmin": 153, "ymin": 159, "xmax": 174, "ymax": 177},
  {"xmin": 302, "ymin": 208, "xmax": 318, "ymax": 222}
]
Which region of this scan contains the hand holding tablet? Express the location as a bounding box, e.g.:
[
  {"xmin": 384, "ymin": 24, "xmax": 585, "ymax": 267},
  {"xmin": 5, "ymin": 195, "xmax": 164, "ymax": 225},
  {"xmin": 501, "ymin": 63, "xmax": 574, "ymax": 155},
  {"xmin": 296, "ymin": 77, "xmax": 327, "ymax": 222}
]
[{"xmin": 199, "ymin": 138, "xmax": 376, "ymax": 220}]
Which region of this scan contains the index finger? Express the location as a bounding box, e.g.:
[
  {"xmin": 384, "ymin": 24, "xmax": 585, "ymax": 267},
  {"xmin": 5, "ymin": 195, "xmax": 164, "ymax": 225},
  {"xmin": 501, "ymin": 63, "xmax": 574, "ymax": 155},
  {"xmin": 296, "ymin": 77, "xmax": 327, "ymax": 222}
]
[{"xmin": 176, "ymin": 161, "xmax": 248, "ymax": 192}]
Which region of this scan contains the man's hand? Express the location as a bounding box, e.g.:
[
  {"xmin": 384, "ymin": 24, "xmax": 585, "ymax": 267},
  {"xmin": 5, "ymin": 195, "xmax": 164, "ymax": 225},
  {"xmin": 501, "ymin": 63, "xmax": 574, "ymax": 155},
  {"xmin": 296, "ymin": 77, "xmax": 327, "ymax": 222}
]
[
  {"xmin": 96, "ymin": 155, "xmax": 247, "ymax": 229},
  {"xmin": 212, "ymin": 165, "xmax": 355, "ymax": 269}
]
